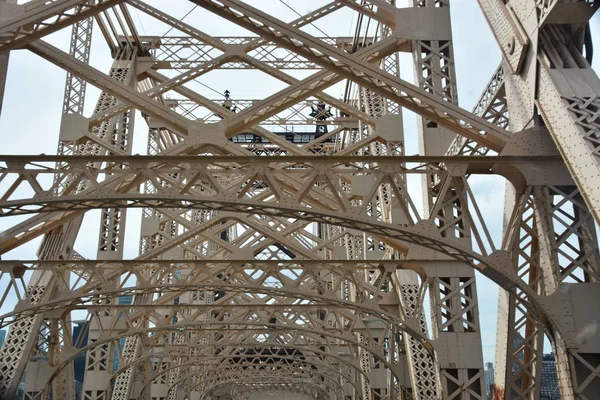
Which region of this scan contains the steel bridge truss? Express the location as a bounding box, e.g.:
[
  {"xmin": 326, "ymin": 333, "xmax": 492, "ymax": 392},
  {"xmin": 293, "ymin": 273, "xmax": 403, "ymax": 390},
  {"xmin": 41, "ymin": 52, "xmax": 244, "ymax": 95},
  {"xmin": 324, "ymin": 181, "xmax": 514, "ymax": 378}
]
[{"xmin": 0, "ymin": 0, "xmax": 600, "ymax": 399}]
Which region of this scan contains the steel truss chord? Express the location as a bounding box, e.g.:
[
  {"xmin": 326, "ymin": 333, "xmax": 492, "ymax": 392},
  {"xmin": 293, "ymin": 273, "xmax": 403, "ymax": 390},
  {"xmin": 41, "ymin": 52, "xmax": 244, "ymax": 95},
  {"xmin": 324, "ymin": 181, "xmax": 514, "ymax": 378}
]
[
  {"xmin": 446, "ymin": 62, "xmax": 508, "ymax": 157},
  {"xmin": 27, "ymin": 40, "xmax": 190, "ymax": 135},
  {"xmin": 141, "ymin": 35, "xmax": 368, "ymax": 70},
  {"xmin": 1, "ymin": 1, "xmax": 599, "ymax": 399}
]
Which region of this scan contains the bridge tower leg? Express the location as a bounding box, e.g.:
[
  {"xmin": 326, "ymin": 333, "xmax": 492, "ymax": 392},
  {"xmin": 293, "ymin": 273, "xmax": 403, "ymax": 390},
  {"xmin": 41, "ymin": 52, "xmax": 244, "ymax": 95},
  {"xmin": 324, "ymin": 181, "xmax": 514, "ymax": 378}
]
[
  {"xmin": 406, "ymin": 1, "xmax": 487, "ymax": 398},
  {"xmin": 80, "ymin": 50, "xmax": 137, "ymax": 400},
  {"xmin": 475, "ymin": 2, "xmax": 600, "ymax": 399}
]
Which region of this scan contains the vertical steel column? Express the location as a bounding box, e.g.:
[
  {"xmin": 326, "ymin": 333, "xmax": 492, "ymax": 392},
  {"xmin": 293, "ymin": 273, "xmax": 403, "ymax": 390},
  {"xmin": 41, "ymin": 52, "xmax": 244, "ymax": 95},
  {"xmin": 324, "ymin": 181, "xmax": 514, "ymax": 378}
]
[
  {"xmin": 45, "ymin": 20, "xmax": 93, "ymax": 400},
  {"xmin": 495, "ymin": 183, "xmax": 550, "ymax": 400},
  {"xmin": 0, "ymin": 5, "xmax": 19, "ymax": 396},
  {"xmin": 395, "ymin": 270, "xmax": 440, "ymax": 400},
  {"xmin": 496, "ymin": 169, "xmax": 600, "ymax": 400},
  {"xmin": 408, "ymin": 1, "xmax": 486, "ymax": 398},
  {"xmin": 361, "ymin": 34, "xmax": 439, "ymax": 399},
  {"xmin": 63, "ymin": 16, "xmax": 93, "ymax": 115},
  {"xmin": 114, "ymin": 106, "xmax": 190, "ymax": 400},
  {"xmin": 80, "ymin": 53, "xmax": 137, "ymax": 400},
  {"xmin": 476, "ymin": 2, "xmax": 600, "ymax": 398},
  {"xmin": 0, "ymin": 11, "xmax": 94, "ymax": 400}
]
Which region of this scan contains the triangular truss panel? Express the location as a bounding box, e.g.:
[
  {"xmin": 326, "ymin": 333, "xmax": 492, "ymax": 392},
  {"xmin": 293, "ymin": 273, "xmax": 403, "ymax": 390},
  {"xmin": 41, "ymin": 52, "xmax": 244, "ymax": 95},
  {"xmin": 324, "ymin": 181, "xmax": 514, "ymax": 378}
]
[{"xmin": 0, "ymin": 1, "xmax": 599, "ymax": 399}]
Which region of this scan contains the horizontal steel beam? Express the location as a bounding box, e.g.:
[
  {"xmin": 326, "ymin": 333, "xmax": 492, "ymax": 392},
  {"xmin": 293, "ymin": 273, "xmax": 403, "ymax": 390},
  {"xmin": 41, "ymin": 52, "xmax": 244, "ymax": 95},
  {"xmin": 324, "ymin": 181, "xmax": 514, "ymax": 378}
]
[
  {"xmin": 0, "ymin": 259, "xmax": 465, "ymax": 269},
  {"xmin": 0, "ymin": 154, "xmax": 560, "ymax": 164}
]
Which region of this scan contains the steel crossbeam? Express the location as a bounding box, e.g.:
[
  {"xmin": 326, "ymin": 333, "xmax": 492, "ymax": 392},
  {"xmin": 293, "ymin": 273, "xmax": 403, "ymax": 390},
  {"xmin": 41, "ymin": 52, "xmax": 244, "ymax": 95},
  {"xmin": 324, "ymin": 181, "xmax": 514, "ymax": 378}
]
[{"xmin": 0, "ymin": 1, "xmax": 599, "ymax": 399}]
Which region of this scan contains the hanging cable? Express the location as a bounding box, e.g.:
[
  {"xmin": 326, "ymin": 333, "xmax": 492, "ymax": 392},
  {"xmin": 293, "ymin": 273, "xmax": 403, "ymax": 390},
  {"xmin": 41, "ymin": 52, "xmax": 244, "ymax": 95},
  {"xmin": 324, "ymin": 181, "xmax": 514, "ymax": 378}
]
[
  {"xmin": 191, "ymin": 75, "xmax": 226, "ymax": 97},
  {"xmin": 161, "ymin": 5, "xmax": 198, "ymax": 38},
  {"xmin": 160, "ymin": 6, "xmax": 227, "ymax": 97},
  {"xmin": 133, "ymin": 8, "xmax": 147, "ymax": 36},
  {"xmin": 278, "ymin": 0, "xmax": 330, "ymax": 38},
  {"xmin": 173, "ymin": 67, "xmax": 227, "ymax": 98}
]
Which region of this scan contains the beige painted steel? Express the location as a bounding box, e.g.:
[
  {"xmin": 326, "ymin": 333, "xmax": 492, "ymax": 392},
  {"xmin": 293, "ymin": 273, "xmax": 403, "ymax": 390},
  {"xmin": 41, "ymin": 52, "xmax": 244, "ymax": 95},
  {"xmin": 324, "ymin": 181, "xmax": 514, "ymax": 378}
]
[{"xmin": 0, "ymin": 1, "xmax": 598, "ymax": 399}]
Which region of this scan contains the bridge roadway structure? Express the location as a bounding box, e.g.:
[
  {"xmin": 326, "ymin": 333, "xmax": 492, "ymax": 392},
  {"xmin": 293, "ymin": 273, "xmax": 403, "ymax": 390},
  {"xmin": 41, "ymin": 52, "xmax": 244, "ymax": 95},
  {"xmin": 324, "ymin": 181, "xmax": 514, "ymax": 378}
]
[{"xmin": 0, "ymin": 0, "xmax": 600, "ymax": 399}]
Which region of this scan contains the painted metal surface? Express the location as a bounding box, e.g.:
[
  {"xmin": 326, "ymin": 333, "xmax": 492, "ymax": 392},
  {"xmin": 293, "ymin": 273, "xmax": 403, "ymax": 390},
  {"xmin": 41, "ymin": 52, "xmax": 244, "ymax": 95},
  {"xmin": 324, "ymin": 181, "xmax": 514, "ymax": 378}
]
[{"xmin": 0, "ymin": 1, "xmax": 598, "ymax": 399}]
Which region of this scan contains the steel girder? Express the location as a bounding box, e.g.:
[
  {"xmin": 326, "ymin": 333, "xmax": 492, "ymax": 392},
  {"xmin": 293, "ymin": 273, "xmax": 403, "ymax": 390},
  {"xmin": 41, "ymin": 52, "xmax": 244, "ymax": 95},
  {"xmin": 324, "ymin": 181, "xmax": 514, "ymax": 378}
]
[
  {"xmin": 0, "ymin": 1, "xmax": 599, "ymax": 400},
  {"xmin": 479, "ymin": 0, "xmax": 600, "ymax": 228}
]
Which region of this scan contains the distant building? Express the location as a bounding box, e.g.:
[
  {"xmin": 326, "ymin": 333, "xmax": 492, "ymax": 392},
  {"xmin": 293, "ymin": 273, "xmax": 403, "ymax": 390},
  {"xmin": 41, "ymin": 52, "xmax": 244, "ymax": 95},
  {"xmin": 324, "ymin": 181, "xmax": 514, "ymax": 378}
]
[
  {"xmin": 119, "ymin": 295, "xmax": 134, "ymax": 305},
  {"xmin": 487, "ymin": 351, "xmax": 561, "ymax": 399},
  {"xmin": 484, "ymin": 362, "xmax": 494, "ymax": 399},
  {"xmin": 513, "ymin": 335, "xmax": 560, "ymax": 399},
  {"xmin": 0, "ymin": 329, "xmax": 6, "ymax": 349},
  {"xmin": 72, "ymin": 321, "xmax": 89, "ymax": 385},
  {"xmin": 540, "ymin": 353, "xmax": 560, "ymax": 399},
  {"xmin": 513, "ymin": 335, "xmax": 525, "ymax": 368}
]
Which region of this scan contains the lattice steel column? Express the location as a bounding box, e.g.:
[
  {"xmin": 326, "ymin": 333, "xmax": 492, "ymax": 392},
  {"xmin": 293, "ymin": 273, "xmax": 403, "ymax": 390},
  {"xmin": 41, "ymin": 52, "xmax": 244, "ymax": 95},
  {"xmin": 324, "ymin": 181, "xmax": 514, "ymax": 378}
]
[
  {"xmin": 357, "ymin": 76, "xmax": 394, "ymax": 400},
  {"xmin": 111, "ymin": 336, "xmax": 143, "ymax": 400},
  {"xmin": 494, "ymin": 127, "xmax": 549, "ymax": 400},
  {"xmin": 346, "ymin": 35, "xmax": 416, "ymax": 398},
  {"xmin": 45, "ymin": 19, "xmax": 93, "ymax": 400},
  {"xmin": 377, "ymin": 39, "xmax": 425, "ymax": 400},
  {"xmin": 496, "ymin": 158, "xmax": 600, "ymax": 400},
  {"xmin": 445, "ymin": 56, "xmax": 546, "ymax": 400},
  {"xmin": 80, "ymin": 53, "xmax": 137, "ymax": 400},
  {"xmin": 357, "ymin": 39, "xmax": 438, "ymax": 399},
  {"xmin": 476, "ymin": 2, "xmax": 600, "ymax": 398},
  {"xmin": 406, "ymin": 1, "xmax": 486, "ymax": 398},
  {"xmin": 19, "ymin": 222, "xmax": 83, "ymax": 400},
  {"xmin": 495, "ymin": 182, "xmax": 549, "ymax": 400},
  {"xmin": 0, "ymin": 8, "xmax": 94, "ymax": 399},
  {"xmin": 395, "ymin": 271, "xmax": 440, "ymax": 400},
  {"xmin": 63, "ymin": 16, "xmax": 93, "ymax": 114}
]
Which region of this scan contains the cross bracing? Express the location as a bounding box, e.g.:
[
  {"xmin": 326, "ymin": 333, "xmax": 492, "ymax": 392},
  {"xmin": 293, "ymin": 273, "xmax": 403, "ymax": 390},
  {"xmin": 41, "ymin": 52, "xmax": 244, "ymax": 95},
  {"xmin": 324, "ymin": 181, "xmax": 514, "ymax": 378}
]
[{"xmin": 0, "ymin": 1, "xmax": 600, "ymax": 400}]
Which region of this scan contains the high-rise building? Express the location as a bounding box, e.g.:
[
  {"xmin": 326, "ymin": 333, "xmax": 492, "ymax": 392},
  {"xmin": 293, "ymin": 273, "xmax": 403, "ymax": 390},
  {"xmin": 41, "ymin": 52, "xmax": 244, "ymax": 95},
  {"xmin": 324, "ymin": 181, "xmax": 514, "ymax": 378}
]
[
  {"xmin": 540, "ymin": 353, "xmax": 560, "ymax": 399},
  {"xmin": 119, "ymin": 295, "xmax": 134, "ymax": 306},
  {"xmin": 72, "ymin": 321, "xmax": 89, "ymax": 385},
  {"xmin": 489, "ymin": 352, "xmax": 560, "ymax": 399},
  {"xmin": 484, "ymin": 362, "xmax": 494, "ymax": 400},
  {"xmin": 0, "ymin": 329, "xmax": 6, "ymax": 350}
]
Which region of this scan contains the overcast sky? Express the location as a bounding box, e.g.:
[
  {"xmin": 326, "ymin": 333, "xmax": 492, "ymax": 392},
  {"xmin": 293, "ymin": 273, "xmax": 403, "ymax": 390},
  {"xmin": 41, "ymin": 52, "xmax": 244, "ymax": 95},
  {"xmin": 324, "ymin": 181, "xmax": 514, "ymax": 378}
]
[{"xmin": 1, "ymin": 1, "xmax": 599, "ymax": 364}]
